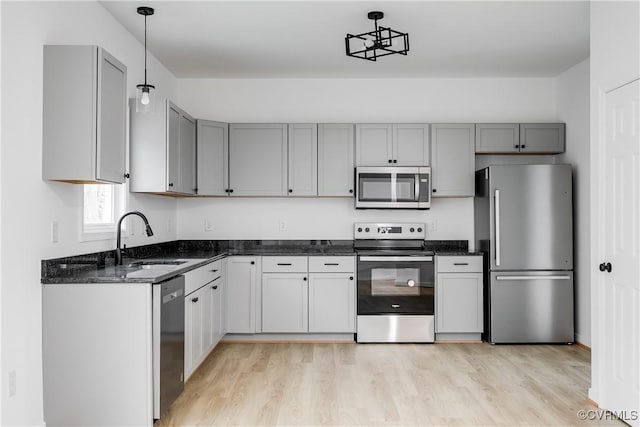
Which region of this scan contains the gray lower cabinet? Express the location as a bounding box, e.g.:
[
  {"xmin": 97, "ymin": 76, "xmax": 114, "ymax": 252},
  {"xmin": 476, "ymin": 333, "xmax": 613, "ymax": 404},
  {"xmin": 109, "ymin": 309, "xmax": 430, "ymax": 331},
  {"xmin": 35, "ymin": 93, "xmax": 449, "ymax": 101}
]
[
  {"xmin": 185, "ymin": 284, "xmax": 206, "ymax": 379},
  {"xmin": 475, "ymin": 123, "xmax": 565, "ymax": 154},
  {"xmin": 226, "ymin": 256, "xmax": 258, "ymax": 333},
  {"xmin": 288, "ymin": 124, "xmax": 318, "ymax": 196},
  {"xmin": 262, "ymin": 273, "xmax": 309, "ymax": 332},
  {"xmin": 228, "ymin": 124, "xmax": 288, "ymax": 196},
  {"xmin": 43, "ymin": 45, "xmax": 127, "ymax": 184},
  {"xmin": 435, "ymin": 255, "xmax": 483, "ymax": 338},
  {"xmin": 355, "ymin": 123, "xmax": 430, "ymax": 166},
  {"xmin": 430, "ymin": 124, "xmax": 475, "ymax": 197},
  {"xmin": 130, "ymin": 99, "xmax": 197, "ymax": 195},
  {"xmin": 196, "ymin": 120, "xmax": 228, "ymax": 196},
  {"xmin": 318, "ymin": 124, "xmax": 355, "ymax": 197},
  {"xmin": 308, "ymin": 273, "xmax": 355, "ymax": 333}
]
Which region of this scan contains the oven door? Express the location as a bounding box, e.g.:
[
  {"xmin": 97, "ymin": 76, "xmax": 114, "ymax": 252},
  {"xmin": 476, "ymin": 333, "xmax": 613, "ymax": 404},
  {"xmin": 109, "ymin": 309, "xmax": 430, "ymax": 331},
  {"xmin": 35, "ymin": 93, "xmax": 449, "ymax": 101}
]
[{"xmin": 357, "ymin": 256, "xmax": 434, "ymax": 315}]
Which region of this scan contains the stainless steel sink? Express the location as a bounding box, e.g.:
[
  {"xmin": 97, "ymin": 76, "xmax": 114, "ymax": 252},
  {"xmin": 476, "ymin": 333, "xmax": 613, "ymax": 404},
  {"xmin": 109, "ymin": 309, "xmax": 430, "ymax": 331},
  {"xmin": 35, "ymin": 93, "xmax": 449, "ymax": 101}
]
[{"xmin": 127, "ymin": 260, "xmax": 187, "ymax": 268}]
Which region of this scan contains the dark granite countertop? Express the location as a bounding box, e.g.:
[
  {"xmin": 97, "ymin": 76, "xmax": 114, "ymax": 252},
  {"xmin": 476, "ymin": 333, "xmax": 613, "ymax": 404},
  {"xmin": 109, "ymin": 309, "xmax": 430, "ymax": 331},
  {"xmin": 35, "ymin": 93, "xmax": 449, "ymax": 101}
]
[
  {"xmin": 41, "ymin": 239, "xmax": 478, "ymax": 284},
  {"xmin": 41, "ymin": 240, "xmax": 355, "ymax": 284}
]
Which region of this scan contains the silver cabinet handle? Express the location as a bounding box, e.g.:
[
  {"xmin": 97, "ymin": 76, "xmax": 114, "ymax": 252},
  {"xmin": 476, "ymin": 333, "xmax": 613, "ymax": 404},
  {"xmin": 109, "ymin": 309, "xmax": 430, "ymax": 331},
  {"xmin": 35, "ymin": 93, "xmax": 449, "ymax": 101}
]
[
  {"xmin": 495, "ymin": 189, "xmax": 501, "ymax": 266},
  {"xmin": 496, "ymin": 275, "xmax": 571, "ymax": 281}
]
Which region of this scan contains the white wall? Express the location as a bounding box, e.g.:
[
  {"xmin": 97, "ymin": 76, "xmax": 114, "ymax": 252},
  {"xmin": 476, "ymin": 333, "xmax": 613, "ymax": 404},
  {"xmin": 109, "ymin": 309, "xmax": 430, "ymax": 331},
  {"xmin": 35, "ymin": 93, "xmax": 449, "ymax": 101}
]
[
  {"xmin": 1, "ymin": 2, "xmax": 178, "ymax": 424},
  {"xmin": 556, "ymin": 59, "xmax": 590, "ymax": 346},
  {"xmin": 588, "ymin": 0, "xmax": 640, "ymax": 405},
  {"xmin": 176, "ymin": 77, "xmax": 558, "ymax": 244}
]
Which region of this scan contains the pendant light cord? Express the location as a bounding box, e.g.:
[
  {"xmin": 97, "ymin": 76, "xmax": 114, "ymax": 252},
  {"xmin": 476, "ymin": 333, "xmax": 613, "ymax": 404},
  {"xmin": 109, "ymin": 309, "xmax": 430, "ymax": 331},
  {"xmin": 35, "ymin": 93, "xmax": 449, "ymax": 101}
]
[{"xmin": 144, "ymin": 14, "xmax": 148, "ymax": 85}]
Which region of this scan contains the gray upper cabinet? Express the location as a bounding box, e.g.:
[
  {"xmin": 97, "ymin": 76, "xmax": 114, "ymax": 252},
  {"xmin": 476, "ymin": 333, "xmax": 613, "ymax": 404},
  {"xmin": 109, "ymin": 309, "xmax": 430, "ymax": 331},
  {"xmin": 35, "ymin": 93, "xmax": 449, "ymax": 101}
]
[
  {"xmin": 475, "ymin": 124, "xmax": 520, "ymax": 153},
  {"xmin": 520, "ymin": 123, "xmax": 565, "ymax": 153},
  {"xmin": 288, "ymin": 124, "xmax": 318, "ymax": 197},
  {"xmin": 356, "ymin": 124, "xmax": 429, "ymax": 166},
  {"xmin": 43, "ymin": 45, "xmax": 127, "ymax": 184},
  {"xmin": 130, "ymin": 99, "xmax": 197, "ymax": 195},
  {"xmin": 431, "ymin": 124, "xmax": 475, "ymax": 197},
  {"xmin": 475, "ymin": 123, "xmax": 565, "ymax": 154},
  {"xmin": 196, "ymin": 120, "xmax": 228, "ymax": 196},
  {"xmin": 355, "ymin": 124, "xmax": 393, "ymax": 166},
  {"xmin": 394, "ymin": 124, "xmax": 430, "ymax": 165},
  {"xmin": 228, "ymin": 124, "xmax": 288, "ymax": 196},
  {"xmin": 318, "ymin": 124, "xmax": 355, "ymax": 197}
]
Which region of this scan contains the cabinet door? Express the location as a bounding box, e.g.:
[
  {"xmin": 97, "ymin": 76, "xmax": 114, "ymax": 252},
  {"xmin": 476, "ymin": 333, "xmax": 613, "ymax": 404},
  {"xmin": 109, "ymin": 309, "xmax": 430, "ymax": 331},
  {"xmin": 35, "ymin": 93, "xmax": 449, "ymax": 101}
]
[
  {"xmin": 196, "ymin": 120, "xmax": 229, "ymax": 196},
  {"xmin": 179, "ymin": 112, "xmax": 197, "ymax": 195},
  {"xmin": 318, "ymin": 124, "xmax": 355, "ymax": 197},
  {"xmin": 520, "ymin": 123, "xmax": 565, "ymax": 153},
  {"xmin": 355, "ymin": 124, "xmax": 394, "ymax": 166},
  {"xmin": 475, "ymin": 124, "xmax": 519, "ymax": 153},
  {"xmin": 166, "ymin": 102, "xmax": 181, "ymax": 192},
  {"xmin": 201, "ymin": 283, "xmax": 214, "ymax": 356},
  {"xmin": 226, "ymin": 257, "xmax": 257, "ymax": 333},
  {"xmin": 185, "ymin": 288, "xmax": 204, "ymax": 379},
  {"xmin": 210, "ymin": 277, "xmax": 223, "ymax": 347},
  {"xmin": 229, "ymin": 124, "xmax": 287, "ymax": 196},
  {"xmin": 262, "ymin": 273, "xmax": 308, "ymax": 333},
  {"xmin": 308, "ymin": 273, "xmax": 355, "ymax": 333},
  {"xmin": 431, "ymin": 124, "xmax": 475, "ymax": 197},
  {"xmin": 393, "ymin": 124, "xmax": 430, "ymax": 166},
  {"xmin": 288, "ymin": 124, "xmax": 318, "ymax": 196},
  {"xmin": 436, "ymin": 272, "xmax": 483, "ymax": 333},
  {"xmin": 96, "ymin": 49, "xmax": 127, "ymax": 183}
]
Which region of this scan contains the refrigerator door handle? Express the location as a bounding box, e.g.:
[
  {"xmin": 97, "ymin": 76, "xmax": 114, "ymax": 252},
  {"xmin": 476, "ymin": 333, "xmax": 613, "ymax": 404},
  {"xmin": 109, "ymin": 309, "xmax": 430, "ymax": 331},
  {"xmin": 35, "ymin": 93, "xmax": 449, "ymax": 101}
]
[
  {"xmin": 495, "ymin": 189, "xmax": 501, "ymax": 266},
  {"xmin": 496, "ymin": 275, "xmax": 572, "ymax": 281}
]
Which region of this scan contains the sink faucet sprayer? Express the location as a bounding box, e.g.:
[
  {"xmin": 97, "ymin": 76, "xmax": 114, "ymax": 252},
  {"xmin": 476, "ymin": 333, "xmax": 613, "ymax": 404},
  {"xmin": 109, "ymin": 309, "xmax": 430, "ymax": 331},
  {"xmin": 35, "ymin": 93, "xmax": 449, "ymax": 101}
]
[{"xmin": 115, "ymin": 211, "xmax": 154, "ymax": 265}]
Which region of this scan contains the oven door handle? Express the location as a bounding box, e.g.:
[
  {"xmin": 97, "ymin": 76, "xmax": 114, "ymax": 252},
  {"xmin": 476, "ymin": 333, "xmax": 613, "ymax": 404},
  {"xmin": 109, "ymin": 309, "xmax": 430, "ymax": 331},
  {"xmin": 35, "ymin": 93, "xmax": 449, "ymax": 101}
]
[{"xmin": 359, "ymin": 256, "xmax": 433, "ymax": 262}]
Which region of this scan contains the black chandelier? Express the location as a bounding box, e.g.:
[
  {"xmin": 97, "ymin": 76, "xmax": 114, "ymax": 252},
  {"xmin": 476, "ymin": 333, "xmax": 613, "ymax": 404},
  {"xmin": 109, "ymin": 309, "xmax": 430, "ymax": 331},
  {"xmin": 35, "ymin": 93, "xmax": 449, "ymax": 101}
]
[
  {"xmin": 345, "ymin": 11, "xmax": 410, "ymax": 61},
  {"xmin": 136, "ymin": 6, "xmax": 155, "ymax": 113}
]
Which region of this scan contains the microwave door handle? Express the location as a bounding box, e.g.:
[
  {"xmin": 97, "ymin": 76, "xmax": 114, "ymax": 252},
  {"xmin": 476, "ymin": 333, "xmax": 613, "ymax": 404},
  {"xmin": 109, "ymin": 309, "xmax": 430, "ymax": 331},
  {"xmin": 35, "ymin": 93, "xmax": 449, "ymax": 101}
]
[
  {"xmin": 391, "ymin": 172, "xmax": 397, "ymax": 202},
  {"xmin": 415, "ymin": 174, "xmax": 420, "ymax": 202}
]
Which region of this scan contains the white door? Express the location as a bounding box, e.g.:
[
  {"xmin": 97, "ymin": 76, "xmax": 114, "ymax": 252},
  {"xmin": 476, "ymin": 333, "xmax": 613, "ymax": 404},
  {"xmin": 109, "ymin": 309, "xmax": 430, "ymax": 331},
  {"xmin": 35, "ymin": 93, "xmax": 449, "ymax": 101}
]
[{"xmin": 596, "ymin": 79, "xmax": 639, "ymax": 424}]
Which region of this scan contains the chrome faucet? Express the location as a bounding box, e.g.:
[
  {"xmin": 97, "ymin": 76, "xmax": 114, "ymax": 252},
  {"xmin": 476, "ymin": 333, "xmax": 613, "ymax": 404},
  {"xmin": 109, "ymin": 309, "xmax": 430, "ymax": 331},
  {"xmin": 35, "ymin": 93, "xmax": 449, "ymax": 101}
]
[{"xmin": 115, "ymin": 211, "xmax": 154, "ymax": 265}]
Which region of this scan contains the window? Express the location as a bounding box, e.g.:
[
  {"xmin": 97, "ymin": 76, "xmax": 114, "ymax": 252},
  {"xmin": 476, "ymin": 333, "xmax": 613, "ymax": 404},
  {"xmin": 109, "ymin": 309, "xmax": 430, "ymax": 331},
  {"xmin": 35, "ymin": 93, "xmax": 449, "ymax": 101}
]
[{"xmin": 81, "ymin": 183, "xmax": 125, "ymax": 241}]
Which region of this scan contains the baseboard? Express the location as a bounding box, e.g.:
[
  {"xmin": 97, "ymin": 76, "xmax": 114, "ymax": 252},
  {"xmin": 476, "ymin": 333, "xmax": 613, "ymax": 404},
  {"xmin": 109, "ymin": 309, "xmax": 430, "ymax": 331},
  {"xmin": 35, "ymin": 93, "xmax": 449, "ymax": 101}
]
[
  {"xmin": 586, "ymin": 397, "xmax": 599, "ymax": 408},
  {"xmin": 575, "ymin": 333, "xmax": 591, "ymax": 349},
  {"xmin": 575, "ymin": 340, "xmax": 591, "ymax": 352},
  {"xmin": 222, "ymin": 333, "xmax": 355, "ymax": 343}
]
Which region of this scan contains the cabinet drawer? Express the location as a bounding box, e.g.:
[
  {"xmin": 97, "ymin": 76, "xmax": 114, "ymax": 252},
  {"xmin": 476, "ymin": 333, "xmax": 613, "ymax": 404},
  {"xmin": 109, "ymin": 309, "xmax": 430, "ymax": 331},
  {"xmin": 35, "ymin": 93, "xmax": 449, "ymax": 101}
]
[
  {"xmin": 437, "ymin": 256, "xmax": 482, "ymax": 273},
  {"xmin": 262, "ymin": 256, "xmax": 308, "ymax": 273},
  {"xmin": 308, "ymin": 256, "xmax": 355, "ymax": 273},
  {"xmin": 185, "ymin": 260, "xmax": 222, "ymax": 295}
]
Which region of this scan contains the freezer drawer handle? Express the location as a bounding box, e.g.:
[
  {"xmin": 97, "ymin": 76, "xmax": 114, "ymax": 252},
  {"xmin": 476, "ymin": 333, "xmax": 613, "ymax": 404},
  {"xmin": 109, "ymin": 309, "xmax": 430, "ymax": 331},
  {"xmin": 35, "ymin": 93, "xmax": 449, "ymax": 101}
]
[
  {"xmin": 495, "ymin": 189, "xmax": 501, "ymax": 266},
  {"xmin": 496, "ymin": 275, "xmax": 572, "ymax": 281}
]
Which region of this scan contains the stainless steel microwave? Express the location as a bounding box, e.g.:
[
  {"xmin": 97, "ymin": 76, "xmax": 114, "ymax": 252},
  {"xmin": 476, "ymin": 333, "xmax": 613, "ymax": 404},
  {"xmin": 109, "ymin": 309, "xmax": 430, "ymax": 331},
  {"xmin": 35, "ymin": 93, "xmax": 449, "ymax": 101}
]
[{"xmin": 355, "ymin": 166, "xmax": 431, "ymax": 209}]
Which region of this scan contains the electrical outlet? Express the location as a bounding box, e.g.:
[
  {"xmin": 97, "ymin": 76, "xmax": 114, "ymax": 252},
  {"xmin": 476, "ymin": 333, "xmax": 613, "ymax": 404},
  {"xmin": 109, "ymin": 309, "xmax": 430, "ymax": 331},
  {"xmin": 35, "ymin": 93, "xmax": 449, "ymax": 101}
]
[
  {"xmin": 279, "ymin": 220, "xmax": 287, "ymax": 231},
  {"xmin": 9, "ymin": 370, "xmax": 16, "ymax": 397},
  {"xmin": 430, "ymin": 220, "xmax": 438, "ymax": 232},
  {"xmin": 167, "ymin": 218, "xmax": 172, "ymax": 233},
  {"xmin": 204, "ymin": 219, "xmax": 213, "ymax": 232},
  {"xmin": 50, "ymin": 221, "xmax": 59, "ymax": 243}
]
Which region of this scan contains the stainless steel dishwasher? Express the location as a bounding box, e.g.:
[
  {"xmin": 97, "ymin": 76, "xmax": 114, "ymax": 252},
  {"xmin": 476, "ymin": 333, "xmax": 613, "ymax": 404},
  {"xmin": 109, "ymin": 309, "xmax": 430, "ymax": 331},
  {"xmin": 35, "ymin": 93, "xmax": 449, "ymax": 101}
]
[{"xmin": 152, "ymin": 275, "xmax": 185, "ymax": 419}]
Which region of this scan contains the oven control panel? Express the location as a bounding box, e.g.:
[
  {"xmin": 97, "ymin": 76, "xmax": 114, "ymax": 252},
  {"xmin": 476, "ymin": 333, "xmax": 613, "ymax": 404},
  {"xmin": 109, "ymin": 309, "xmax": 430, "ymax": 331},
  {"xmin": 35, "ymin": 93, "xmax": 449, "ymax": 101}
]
[{"xmin": 354, "ymin": 223, "xmax": 426, "ymax": 239}]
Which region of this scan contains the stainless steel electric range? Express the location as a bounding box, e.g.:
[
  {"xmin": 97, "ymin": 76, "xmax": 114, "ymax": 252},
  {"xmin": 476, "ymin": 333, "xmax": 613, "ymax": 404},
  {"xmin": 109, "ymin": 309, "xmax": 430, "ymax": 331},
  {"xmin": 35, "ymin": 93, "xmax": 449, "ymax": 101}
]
[{"xmin": 354, "ymin": 223, "xmax": 435, "ymax": 343}]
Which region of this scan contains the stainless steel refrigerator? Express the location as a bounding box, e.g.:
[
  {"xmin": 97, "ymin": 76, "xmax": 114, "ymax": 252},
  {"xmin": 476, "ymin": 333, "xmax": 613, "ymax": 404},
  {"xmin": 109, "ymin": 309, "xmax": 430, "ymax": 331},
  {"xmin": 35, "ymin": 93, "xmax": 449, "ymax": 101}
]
[{"xmin": 475, "ymin": 164, "xmax": 574, "ymax": 343}]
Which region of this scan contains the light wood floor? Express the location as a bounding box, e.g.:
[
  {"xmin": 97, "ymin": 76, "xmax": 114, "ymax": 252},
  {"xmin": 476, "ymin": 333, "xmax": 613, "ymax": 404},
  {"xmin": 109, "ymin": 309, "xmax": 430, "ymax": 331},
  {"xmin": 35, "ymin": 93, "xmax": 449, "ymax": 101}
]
[{"xmin": 157, "ymin": 342, "xmax": 622, "ymax": 426}]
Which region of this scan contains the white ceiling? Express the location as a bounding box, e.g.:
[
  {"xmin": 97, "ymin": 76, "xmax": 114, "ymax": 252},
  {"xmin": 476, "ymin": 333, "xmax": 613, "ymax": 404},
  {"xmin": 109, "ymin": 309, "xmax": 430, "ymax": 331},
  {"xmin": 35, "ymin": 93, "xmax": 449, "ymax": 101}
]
[{"xmin": 100, "ymin": 1, "xmax": 590, "ymax": 79}]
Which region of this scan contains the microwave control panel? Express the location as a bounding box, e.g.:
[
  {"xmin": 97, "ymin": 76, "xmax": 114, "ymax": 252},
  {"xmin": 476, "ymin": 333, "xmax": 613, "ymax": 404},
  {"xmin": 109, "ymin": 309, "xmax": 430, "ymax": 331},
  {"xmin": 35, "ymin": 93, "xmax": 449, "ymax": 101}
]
[{"xmin": 354, "ymin": 223, "xmax": 426, "ymax": 240}]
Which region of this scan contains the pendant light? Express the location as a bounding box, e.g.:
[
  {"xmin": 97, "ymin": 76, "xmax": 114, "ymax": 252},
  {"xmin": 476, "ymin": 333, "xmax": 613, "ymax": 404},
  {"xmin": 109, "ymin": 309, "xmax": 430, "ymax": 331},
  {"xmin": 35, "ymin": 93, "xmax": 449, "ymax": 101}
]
[
  {"xmin": 136, "ymin": 6, "xmax": 155, "ymax": 113},
  {"xmin": 345, "ymin": 11, "xmax": 410, "ymax": 62}
]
